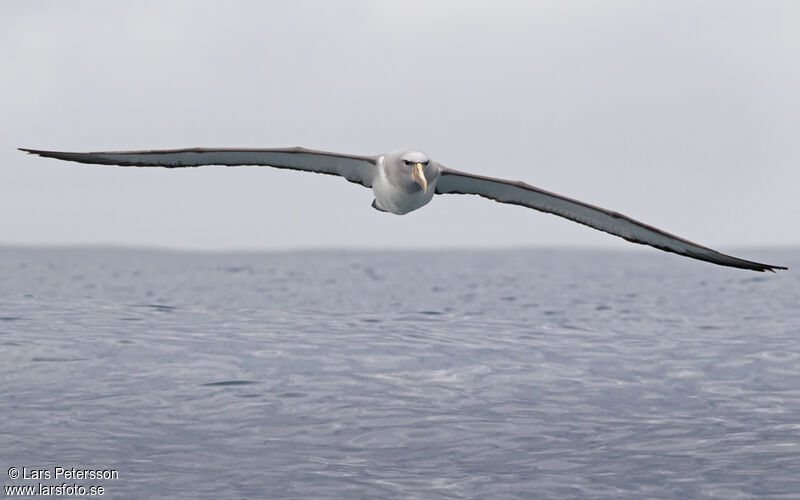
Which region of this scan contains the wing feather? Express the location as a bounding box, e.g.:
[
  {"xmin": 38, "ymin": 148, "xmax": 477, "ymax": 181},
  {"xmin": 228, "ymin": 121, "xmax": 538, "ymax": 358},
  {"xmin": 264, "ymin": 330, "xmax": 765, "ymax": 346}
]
[
  {"xmin": 19, "ymin": 147, "xmax": 378, "ymax": 187},
  {"xmin": 435, "ymin": 167, "xmax": 786, "ymax": 272}
]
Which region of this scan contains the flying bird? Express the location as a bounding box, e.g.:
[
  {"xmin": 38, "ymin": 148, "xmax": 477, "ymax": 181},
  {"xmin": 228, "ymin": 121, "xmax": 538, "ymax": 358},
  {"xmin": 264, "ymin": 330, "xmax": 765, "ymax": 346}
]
[{"xmin": 20, "ymin": 146, "xmax": 786, "ymax": 272}]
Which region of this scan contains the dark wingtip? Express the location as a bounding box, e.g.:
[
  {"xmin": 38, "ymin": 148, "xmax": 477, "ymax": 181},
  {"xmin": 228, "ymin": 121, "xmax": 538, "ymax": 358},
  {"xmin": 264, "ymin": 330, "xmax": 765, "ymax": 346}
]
[
  {"xmin": 756, "ymin": 263, "xmax": 788, "ymax": 273},
  {"xmin": 19, "ymin": 147, "xmax": 51, "ymax": 157},
  {"xmin": 19, "ymin": 148, "xmax": 85, "ymax": 162}
]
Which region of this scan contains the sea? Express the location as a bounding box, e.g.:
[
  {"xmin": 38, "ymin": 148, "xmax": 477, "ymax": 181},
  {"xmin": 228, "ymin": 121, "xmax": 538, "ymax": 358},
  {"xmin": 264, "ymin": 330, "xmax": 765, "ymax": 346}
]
[{"xmin": 1, "ymin": 247, "xmax": 798, "ymax": 499}]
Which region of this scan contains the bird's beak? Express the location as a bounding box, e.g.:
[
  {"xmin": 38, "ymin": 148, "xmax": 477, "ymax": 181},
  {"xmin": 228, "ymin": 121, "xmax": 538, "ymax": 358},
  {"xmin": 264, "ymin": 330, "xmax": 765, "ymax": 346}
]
[{"xmin": 413, "ymin": 162, "xmax": 428, "ymax": 194}]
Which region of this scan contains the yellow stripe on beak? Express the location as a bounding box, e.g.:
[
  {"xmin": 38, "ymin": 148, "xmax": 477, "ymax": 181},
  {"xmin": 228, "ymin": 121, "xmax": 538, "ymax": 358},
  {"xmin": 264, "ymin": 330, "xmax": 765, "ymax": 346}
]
[{"xmin": 413, "ymin": 162, "xmax": 428, "ymax": 194}]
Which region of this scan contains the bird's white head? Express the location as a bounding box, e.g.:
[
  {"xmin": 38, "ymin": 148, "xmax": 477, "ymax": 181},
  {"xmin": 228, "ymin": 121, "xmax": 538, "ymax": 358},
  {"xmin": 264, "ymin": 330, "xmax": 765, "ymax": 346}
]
[{"xmin": 400, "ymin": 150, "xmax": 431, "ymax": 194}]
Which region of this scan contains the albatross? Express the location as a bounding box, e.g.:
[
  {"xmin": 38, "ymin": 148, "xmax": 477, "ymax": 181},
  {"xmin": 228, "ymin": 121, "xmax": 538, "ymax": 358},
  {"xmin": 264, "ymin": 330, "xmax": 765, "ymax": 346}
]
[{"xmin": 20, "ymin": 146, "xmax": 786, "ymax": 272}]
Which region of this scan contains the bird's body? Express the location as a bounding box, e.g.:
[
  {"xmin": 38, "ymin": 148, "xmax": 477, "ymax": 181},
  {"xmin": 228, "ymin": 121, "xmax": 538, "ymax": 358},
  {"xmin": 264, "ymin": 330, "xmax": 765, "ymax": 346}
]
[
  {"xmin": 19, "ymin": 145, "xmax": 787, "ymax": 272},
  {"xmin": 372, "ymin": 149, "xmax": 438, "ymax": 214}
]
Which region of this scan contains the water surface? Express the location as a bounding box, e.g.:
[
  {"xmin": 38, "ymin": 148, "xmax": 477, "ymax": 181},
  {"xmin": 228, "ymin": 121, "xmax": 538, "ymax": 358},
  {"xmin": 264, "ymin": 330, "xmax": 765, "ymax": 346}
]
[{"xmin": 1, "ymin": 247, "xmax": 798, "ymax": 498}]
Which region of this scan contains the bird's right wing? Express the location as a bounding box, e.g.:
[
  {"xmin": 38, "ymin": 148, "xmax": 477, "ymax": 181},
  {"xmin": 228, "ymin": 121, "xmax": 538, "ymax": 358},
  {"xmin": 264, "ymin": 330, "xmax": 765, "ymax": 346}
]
[
  {"xmin": 435, "ymin": 167, "xmax": 787, "ymax": 272},
  {"xmin": 20, "ymin": 147, "xmax": 379, "ymax": 188}
]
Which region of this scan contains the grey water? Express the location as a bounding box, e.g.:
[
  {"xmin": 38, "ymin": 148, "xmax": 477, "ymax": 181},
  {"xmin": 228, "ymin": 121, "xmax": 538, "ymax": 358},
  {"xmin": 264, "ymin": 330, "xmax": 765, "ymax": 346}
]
[{"xmin": 1, "ymin": 247, "xmax": 799, "ymax": 499}]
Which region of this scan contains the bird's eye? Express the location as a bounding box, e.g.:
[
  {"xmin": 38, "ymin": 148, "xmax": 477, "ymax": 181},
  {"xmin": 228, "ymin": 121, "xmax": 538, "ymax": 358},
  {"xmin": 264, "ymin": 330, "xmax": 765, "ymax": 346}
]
[{"xmin": 403, "ymin": 160, "xmax": 411, "ymax": 165}]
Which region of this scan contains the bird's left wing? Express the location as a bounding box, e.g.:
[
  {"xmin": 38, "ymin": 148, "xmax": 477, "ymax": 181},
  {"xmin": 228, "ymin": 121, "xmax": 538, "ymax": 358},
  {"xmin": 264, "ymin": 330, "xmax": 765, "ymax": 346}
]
[
  {"xmin": 20, "ymin": 147, "xmax": 378, "ymax": 187},
  {"xmin": 435, "ymin": 167, "xmax": 787, "ymax": 272}
]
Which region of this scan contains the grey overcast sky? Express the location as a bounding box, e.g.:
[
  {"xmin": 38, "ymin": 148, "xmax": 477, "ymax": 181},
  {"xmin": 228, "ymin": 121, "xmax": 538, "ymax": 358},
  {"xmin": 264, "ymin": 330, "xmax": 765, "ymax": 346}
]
[{"xmin": 1, "ymin": 1, "xmax": 798, "ymax": 251}]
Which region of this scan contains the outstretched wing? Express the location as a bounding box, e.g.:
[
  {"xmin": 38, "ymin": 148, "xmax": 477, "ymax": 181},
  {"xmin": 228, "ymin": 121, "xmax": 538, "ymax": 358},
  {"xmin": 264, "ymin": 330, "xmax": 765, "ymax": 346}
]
[
  {"xmin": 435, "ymin": 167, "xmax": 786, "ymax": 272},
  {"xmin": 20, "ymin": 147, "xmax": 379, "ymax": 187}
]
